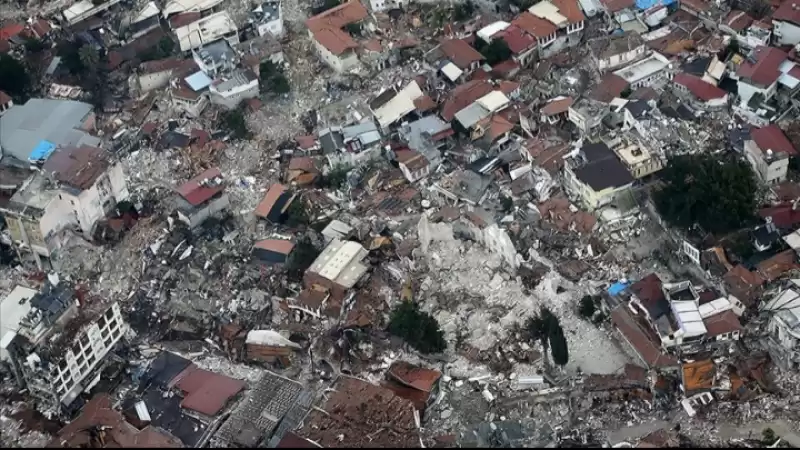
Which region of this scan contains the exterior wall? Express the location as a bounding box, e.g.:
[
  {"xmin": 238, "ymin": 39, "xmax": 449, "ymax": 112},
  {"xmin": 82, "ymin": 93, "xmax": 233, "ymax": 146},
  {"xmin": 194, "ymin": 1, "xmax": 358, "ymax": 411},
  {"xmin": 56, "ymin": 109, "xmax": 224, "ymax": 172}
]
[
  {"xmin": 326, "ymin": 145, "xmax": 380, "ymax": 167},
  {"xmin": 399, "ymin": 162, "xmax": 430, "ymax": 182},
  {"xmin": 565, "ymin": 166, "xmax": 632, "ymax": 210},
  {"xmin": 568, "ymin": 107, "xmax": 603, "ymax": 134},
  {"xmin": 73, "ymin": 164, "xmax": 129, "ymax": 237},
  {"xmin": 369, "ymin": 0, "xmax": 406, "ymax": 11},
  {"xmin": 210, "ymin": 79, "xmax": 259, "ymax": 110},
  {"xmin": 597, "ymin": 45, "xmax": 647, "ymax": 72},
  {"xmin": 137, "ymin": 70, "xmax": 174, "ymax": 92},
  {"xmin": 310, "ymin": 31, "xmax": 360, "ymax": 73},
  {"xmin": 0, "ymin": 99, "xmax": 13, "ymax": 115},
  {"xmin": 179, "ymin": 193, "xmax": 231, "ymax": 229},
  {"xmin": 173, "ymin": 94, "xmax": 209, "ymax": 117},
  {"xmin": 744, "ymin": 140, "xmax": 788, "ymax": 184},
  {"xmin": 257, "ymin": 17, "xmax": 284, "ymax": 38},
  {"xmin": 737, "ymin": 80, "xmax": 777, "ymax": 106},
  {"xmin": 774, "ymin": 20, "xmax": 800, "ymax": 46},
  {"xmin": 768, "ymin": 314, "xmax": 800, "ymax": 370},
  {"xmin": 47, "ymin": 303, "xmax": 125, "ymax": 403}
]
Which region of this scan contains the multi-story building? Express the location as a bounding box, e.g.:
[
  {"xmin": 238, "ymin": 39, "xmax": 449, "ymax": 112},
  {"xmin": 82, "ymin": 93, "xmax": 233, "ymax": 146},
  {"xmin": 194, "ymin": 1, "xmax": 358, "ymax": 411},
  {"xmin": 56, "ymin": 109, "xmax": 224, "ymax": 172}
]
[
  {"xmin": 763, "ymin": 282, "xmax": 800, "ymax": 370},
  {"xmin": 0, "ymin": 146, "xmax": 129, "ymax": 268},
  {"xmin": 0, "ymin": 282, "xmax": 126, "ymax": 413}
]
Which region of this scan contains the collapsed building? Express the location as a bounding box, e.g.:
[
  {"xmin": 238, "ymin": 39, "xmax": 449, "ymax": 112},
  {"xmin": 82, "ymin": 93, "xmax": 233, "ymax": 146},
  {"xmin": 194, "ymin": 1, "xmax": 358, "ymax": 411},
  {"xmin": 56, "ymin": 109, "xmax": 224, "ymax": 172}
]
[{"xmin": 0, "ymin": 281, "xmax": 126, "ymax": 414}]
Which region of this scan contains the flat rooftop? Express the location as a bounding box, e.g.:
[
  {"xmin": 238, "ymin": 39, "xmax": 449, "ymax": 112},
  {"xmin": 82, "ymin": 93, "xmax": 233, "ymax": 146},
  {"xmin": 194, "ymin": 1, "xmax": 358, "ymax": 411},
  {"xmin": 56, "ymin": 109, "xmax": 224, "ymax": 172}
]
[
  {"xmin": 5, "ymin": 172, "xmax": 60, "ymax": 217},
  {"xmin": 614, "ymin": 52, "xmax": 670, "ymax": 83},
  {"xmin": 615, "ymin": 143, "xmax": 652, "ymax": 166}
]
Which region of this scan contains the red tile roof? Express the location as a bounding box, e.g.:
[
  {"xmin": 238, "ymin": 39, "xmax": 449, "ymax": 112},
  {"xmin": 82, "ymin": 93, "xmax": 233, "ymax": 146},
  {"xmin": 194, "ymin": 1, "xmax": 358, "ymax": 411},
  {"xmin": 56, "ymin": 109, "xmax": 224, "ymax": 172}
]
[
  {"xmin": 46, "ymin": 394, "xmax": 182, "ymax": 448},
  {"xmin": 362, "ymin": 38, "xmax": 382, "ymax": 52},
  {"xmin": 737, "ymin": 46, "xmax": 787, "ymax": 86},
  {"xmin": 387, "ymin": 361, "xmax": 442, "ymax": 392},
  {"xmin": 589, "ymin": 73, "xmax": 630, "ymax": 103},
  {"xmin": 751, "ymin": 125, "xmax": 797, "ymax": 156},
  {"xmin": 140, "ymin": 57, "xmax": 196, "ymax": 74},
  {"xmin": 723, "ymin": 264, "xmax": 764, "ymax": 307},
  {"xmin": 254, "ymin": 239, "xmax": 295, "ymax": 255},
  {"xmin": 177, "ymin": 167, "xmax": 225, "ymax": 206},
  {"xmin": 681, "ymin": 0, "xmax": 711, "ymax": 12},
  {"xmin": 611, "ymin": 305, "xmax": 678, "ymax": 368},
  {"xmin": 172, "ymin": 365, "xmax": 246, "ymax": 416},
  {"xmin": 413, "ymin": 95, "xmax": 437, "ymax": 112},
  {"xmin": 672, "ymin": 73, "xmax": 728, "ymax": 101},
  {"xmin": 498, "ymin": 25, "xmax": 537, "ymax": 54},
  {"xmin": 552, "ymin": 0, "xmax": 586, "ymax": 23},
  {"xmin": 541, "ymin": 96, "xmax": 574, "ymax": 115},
  {"xmin": 630, "ymin": 273, "xmax": 665, "ymax": 310},
  {"xmin": 295, "ymin": 135, "xmax": 318, "ymax": 149},
  {"xmin": 756, "ymin": 248, "xmax": 799, "ymax": 281},
  {"xmin": 441, "ymin": 80, "xmax": 494, "ymax": 121},
  {"xmin": 485, "ymin": 114, "xmax": 515, "ymax": 141},
  {"xmin": 512, "ymin": 12, "xmax": 558, "ymax": 38},
  {"xmin": 306, "ymin": 0, "xmax": 368, "ymax": 55},
  {"xmin": 29, "ymin": 19, "xmax": 52, "ymax": 37},
  {"xmin": 439, "ymin": 38, "xmax": 484, "ymax": 69},
  {"xmin": 0, "ymin": 90, "xmax": 11, "ymax": 105},
  {"xmin": 774, "ymin": 0, "xmax": 800, "ymax": 25},
  {"xmin": 601, "ymin": 0, "xmax": 635, "ymax": 12},
  {"xmin": 759, "ymin": 202, "xmax": 800, "ymax": 228},
  {"xmin": 702, "ymin": 310, "xmax": 742, "ymax": 338},
  {"xmin": 169, "ymin": 11, "xmax": 201, "ymax": 28},
  {"xmin": 254, "ymin": 183, "xmax": 287, "ymax": 218},
  {"xmin": 491, "ymin": 59, "xmax": 520, "ymax": 77},
  {"xmin": 724, "ymin": 10, "xmax": 754, "ymax": 31},
  {"xmin": 41, "ymin": 146, "xmax": 110, "ymax": 191},
  {"xmin": 0, "ymin": 23, "xmax": 24, "ymax": 40},
  {"xmin": 312, "ymin": 27, "xmax": 359, "ymax": 55}
]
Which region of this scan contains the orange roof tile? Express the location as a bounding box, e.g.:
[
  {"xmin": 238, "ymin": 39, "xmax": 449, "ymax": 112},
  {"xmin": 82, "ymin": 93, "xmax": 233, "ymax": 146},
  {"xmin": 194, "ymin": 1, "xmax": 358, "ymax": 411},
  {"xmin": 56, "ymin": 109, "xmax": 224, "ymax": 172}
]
[
  {"xmin": 552, "ymin": 0, "xmax": 586, "ymax": 23},
  {"xmin": 512, "ymin": 12, "xmax": 557, "ymax": 38}
]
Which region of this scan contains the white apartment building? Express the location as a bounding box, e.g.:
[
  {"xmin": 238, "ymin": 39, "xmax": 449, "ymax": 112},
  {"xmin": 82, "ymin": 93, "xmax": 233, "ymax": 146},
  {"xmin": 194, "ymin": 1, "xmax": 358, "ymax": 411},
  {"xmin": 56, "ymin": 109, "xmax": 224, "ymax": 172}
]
[
  {"xmin": 0, "ymin": 282, "xmax": 126, "ymax": 411},
  {"xmin": 762, "ymin": 283, "xmax": 800, "ymax": 370}
]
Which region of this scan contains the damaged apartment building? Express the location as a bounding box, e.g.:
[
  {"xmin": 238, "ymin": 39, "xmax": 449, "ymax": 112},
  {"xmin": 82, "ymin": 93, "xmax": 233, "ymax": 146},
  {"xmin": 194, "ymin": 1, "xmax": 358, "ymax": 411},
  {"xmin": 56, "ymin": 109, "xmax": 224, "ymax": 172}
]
[{"xmin": 0, "ymin": 281, "xmax": 127, "ymax": 414}]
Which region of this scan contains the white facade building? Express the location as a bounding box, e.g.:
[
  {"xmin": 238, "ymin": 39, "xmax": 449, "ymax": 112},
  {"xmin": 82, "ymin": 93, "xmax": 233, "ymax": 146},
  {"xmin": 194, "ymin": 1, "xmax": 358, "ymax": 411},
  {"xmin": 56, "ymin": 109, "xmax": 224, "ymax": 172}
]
[
  {"xmin": 763, "ymin": 284, "xmax": 800, "ymax": 370},
  {"xmin": 209, "ymin": 71, "xmax": 260, "ymax": 110},
  {"xmin": 613, "ymin": 51, "xmax": 672, "ymax": 88},
  {"xmin": 175, "ymin": 11, "xmax": 239, "ymax": 52},
  {"xmin": 252, "ymin": 1, "xmax": 284, "ymax": 38}
]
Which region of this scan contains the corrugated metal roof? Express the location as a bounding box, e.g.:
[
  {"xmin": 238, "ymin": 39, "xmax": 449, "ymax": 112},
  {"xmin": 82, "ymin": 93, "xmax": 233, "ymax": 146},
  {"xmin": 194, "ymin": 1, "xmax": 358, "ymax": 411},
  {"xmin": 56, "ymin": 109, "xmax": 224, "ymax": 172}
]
[{"xmin": 0, "ymin": 98, "xmax": 97, "ymax": 163}]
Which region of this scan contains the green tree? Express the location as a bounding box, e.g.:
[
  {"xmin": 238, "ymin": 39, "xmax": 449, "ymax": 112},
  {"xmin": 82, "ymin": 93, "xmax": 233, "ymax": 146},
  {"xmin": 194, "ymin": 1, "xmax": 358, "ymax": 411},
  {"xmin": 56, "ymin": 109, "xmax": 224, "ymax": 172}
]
[
  {"xmin": 578, "ymin": 295, "xmax": 596, "ymax": 319},
  {"xmin": 344, "ymin": 22, "xmax": 362, "ymax": 36},
  {"xmin": 313, "ymin": 0, "xmax": 341, "ymax": 14},
  {"xmin": 57, "ymin": 40, "xmax": 85, "ymax": 75},
  {"xmin": 480, "ymin": 39, "xmax": 512, "ymax": 66},
  {"xmin": 219, "ymin": 109, "xmax": 251, "ymax": 140},
  {"xmin": 320, "ymin": 164, "xmax": 350, "ymax": 189},
  {"xmin": 762, "ymin": 428, "xmax": 777, "ymax": 445},
  {"xmin": 286, "ymin": 238, "xmax": 320, "ymax": 278},
  {"xmin": 139, "ymin": 37, "xmax": 176, "ymax": 62},
  {"xmin": 259, "ymin": 60, "xmax": 290, "ymax": 94},
  {"xmin": 620, "ymin": 86, "xmax": 633, "ymax": 98},
  {"xmin": 285, "ymin": 198, "xmax": 309, "ymax": 227},
  {"xmin": 388, "ymin": 301, "xmax": 447, "ymax": 354},
  {"xmin": 500, "ymin": 195, "xmax": 514, "ymax": 212},
  {"xmin": 654, "ymin": 154, "xmax": 759, "ymax": 235},
  {"xmin": 549, "ymin": 325, "xmax": 569, "ymax": 367},
  {"xmin": 24, "ymin": 38, "xmax": 47, "ymax": 53},
  {"xmin": 0, "ymin": 54, "xmax": 31, "ymax": 101},
  {"xmin": 453, "ymin": 0, "xmax": 475, "ymax": 21}
]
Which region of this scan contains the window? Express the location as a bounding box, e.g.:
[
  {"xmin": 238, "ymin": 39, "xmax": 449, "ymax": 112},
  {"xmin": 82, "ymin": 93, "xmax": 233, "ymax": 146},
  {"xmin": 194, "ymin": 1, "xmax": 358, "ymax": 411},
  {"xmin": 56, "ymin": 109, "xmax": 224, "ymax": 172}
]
[
  {"xmin": 104, "ymin": 337, "xmax": 112, "ymax": 348},
  {"xmin": 108, "ymin": 319, "xmax": 118, "ymax": 330},
  {"xmin": 71, "ymin": 343, "xmax": 81, "ymax": 356},
  {"xmin": 87, "ymin": 354, "xmax": 96, "ymax": 365},
  {"xmin": 98, "ymin": 314, "xmax": 107, "ymax": 328},
  {"xmin": 80, "ymin": 333, "xmax": 90, "ymax": 349}
]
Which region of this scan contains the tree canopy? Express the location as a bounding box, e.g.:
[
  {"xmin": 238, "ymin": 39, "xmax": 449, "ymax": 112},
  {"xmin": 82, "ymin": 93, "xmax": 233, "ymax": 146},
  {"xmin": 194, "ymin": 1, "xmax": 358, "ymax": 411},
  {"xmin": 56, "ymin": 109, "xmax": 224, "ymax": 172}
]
[
  {"xmin": 0, "ymin": 55, "xmax": 31, "ymax": 101},
  {"xmin": 218, "ymin": 109, "xmax": 251, "ymax": 140},
  {"xmin": 388, "ymin": 301, "xmax": 447, "ymax": 354},
  {"xmin": 653, "ymin": 154, "xmax": 759, "ymax": 235},
  {"xmin": 549, "ymin": 326, "xmax": 569, "ymax": 366},
  {"xmin": 259, "ymin": 60, "xmax": 290, "ymax": 95},
  {"xmin": 479, "ymin": 39, "xmax": 512, "ymax": 66}
]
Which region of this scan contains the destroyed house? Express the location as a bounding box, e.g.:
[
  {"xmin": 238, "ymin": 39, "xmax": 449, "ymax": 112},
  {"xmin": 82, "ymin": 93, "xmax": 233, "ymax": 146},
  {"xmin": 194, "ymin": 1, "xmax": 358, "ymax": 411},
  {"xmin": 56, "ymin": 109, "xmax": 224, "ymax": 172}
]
[
  {"xmin": 588, "ymin": 31, "xmax": 648, "ymax": 72},
  {"xmin": 1, "ymin": 282, "xmax": 126, "ymax": 412},
  {"xmin": 252, "ymin": 239, "xmax": 294, "ymax": 264},
  {"xmin": 610, "ymin": 303, "xmax": 678, "ymax": 369},
  {"xmin": 762, "ymin": 283, "xmax": 800, "ymax": 370},
  {"xmin": 383, "ymin": 361, "xmax": 442, "ymax": 413},
  {"xmin": 219, "ymin": 324, "xmax": 301, "ymax": 366},
  {"xmin": 254, "ymin": 183, "xmax": 296, "ymax": 223},
  {"xmin": 298, "ymin": 376, "xmax": 420, "ymax": 448},
  {"xmin": 47, "ymin": 394, "xmax": 183, "ymax": 448},
  {"xmin": 126, "ymin": 351, "xmax": 246, "ymax": 446},
  {"xmin": 304, "ymin": 239, "xmax": 369, "ymax": 301},
  {"xmin": 173, "ymin": 167, "xmax": 230, "ymax": 229},
  {"xmin": 563, "ymin": 142, "xmax": 634, "ymax": 210},
  {"xmin": 214, "ymin": 371, "xmax": 310, "ymax": 447}
]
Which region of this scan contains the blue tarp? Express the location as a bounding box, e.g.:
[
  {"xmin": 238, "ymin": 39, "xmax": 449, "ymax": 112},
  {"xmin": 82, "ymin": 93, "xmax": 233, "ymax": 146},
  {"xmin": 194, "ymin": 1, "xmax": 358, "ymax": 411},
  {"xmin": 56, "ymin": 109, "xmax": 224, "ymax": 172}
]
[
  {"xmin": 607, "ymin": 281, "xmax": 629, "ymax": 296},
  {"xmin": 29, "ymin": 140, "xmax": 56, "ymax": 162},
  {"xmin": 635, "ymin": 0, "xmax": 675, "ymax": 10}
]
